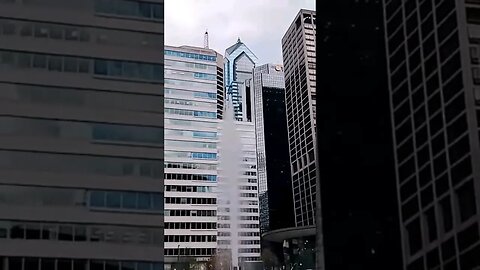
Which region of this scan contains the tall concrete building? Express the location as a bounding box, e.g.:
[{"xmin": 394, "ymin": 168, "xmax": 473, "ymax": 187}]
[
  {"xmin": 383, "ymin": 0, "xmax": 480, "ymax": 269},
  {"xmin": 282, "ymin": 9, "xmax": 317, "ymax": 229},
  {"xmin": 224, "ymin": 38, "xmax": 259, "ymax": 122},
  {"xmin": 163, "ymin": 45, "xmax": 222, "ymax": 269},
  {"xmin": 281, "ymin": 8, "xmax": 320, "ymax": 270},
  {"xmin": 251, "ymin": 64, "xmax": 294, "ymax": 234},
  {"xmin": 316, "ymin": 1, "xmax": 402, "ymax": 269},
  {"xmin": 0, "ymin": 0, "xmax": 164, "ymax": 269},
  {"xmin": 215, "ymin": 39, "xmax": 262, "ymax": 269},
  {"xmin": 217, "ymin": 120, "xmax": 262, "ymax": 268}
]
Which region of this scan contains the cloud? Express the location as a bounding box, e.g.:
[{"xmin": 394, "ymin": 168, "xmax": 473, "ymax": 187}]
[{"xmin": 165, "ymin": 0, "xmax": 315, "ymax": 64}]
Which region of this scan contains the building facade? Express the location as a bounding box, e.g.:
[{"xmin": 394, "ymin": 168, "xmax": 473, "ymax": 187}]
[
  {"xmin": 383, "ymin": 0, "xmax": 480, "ymax": 269},
  {"xmin": 251, "ymin": 63, "xmax": 294, "ymax": 234},
  {"xmin": 316, "ymin": 1, "xmax": 402, "ymax": 269},
  {"xmin": 281, "ymin": 8, "xmax": 320, "ymax": 269},
  {"xmin": 282, "ymin": 9, "xmax": 318, "ymax": 231},
  {"xmin": 224, "ymin": 38, "xmax": 259, "ymax": 122},
  {"xmin": 0, "ymin": 0, "xmax": 164, "ymax": 269},
  {"xmin": 217, "ymin": 120, "xmax": 262, "ymax": 268},
  {"xmin": 163, "ymin": 45, "xmax": 223, "ymax": 269}
]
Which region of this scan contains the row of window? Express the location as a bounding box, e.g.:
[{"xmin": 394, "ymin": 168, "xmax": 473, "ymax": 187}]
[
  {"xmin": 164, "ymin": 210, "xmax": 216, "ymax": 217},
  {"xmin": 164, "ymin": 150, "xmax": 217, "ymax": 160},
  {"xmin": 0, "ymin": 185, "xmax": 163, "ymax": 214},
  {"xmin": 165, "ymin": 50, "xmax": 216, "ymax": 62},
  {"xmin": 0, "ymin": 220, "xmax": 162, "ymax": 246},
  {"xmin": 165, "ymin": 139, "xmax": 216, "ymax": 149},
  {"xmin": 94, "ymin": 0, "xmax": 163, "ymax": 21},
  {"xmin": 164, "ymin": 162, "xmax": 216, "ymax": 171},
  {"xmin": 164, "ymin": 129, "xmax": 217, "ymax": 139},
  {"xmin": 94, "ymin": 58, "xmax": 163, "ymax": 81},
  {"xmin": 164, "ymin": 173, "xmax": 217, "ymax": 182},
  {"xmin": 165, "ymin": 70, "xmax": 216, "ymax": 81},
  {"xmin": 165, "ymin": 60, "xmax": 216, "ymax": 71},
  {"xmin": 1, "ymin": 257, "xmax": 162, "ymax": 270},
  {"xmin": 165, "ymin": 118, "xmax": 217, "ymax": 129},
  {"xmin": 165, "ymin": 185, "xmax": 213, "ymax": 193},
  {"xmin": 165, "ymin": 197, "xmax": 216, "ymax": 205},
  {"xmin": 217, "ymin": 232, "xmax": 260, "ymax": 237},
  {"xmin": 0, "ymin": 117, "xmax": 163, "ymax": 145},
  {"xmin": 217, "ymin": 224, "xmax": 259, "ymax": 229},
  {"xmin": 164, "ymin": 79, "xmax": 215, "ymax": 91},
  {"xmin": 0, "ymin": 50, "xmax": 163, "ymax": 82},
  {"xmin": 164, "ymin": 248, "xmax": 215, "ymax": 256},
  {"xmin": 165, "ymin": 88, "xmax": 216, "ymax": 100},
  {"xmin": 164, "ymin": 235, "xmax": 216, "ymax": 243},
  {"xmin": 219, "ymin": 240, "xmax": 260, "ymax": 245},
  {"xmin": 0, "ymin": 18, "xmax": 162, "ymax": 50},
  {"xmin": 164, "ymin": 98, "xmax": 216, "ymax": 109},
  {"xmin": 89, "ymin": 190, "xmax": 163, "ymax": 212},
  {"xmin": 218, "ymin": 216, "xmax": 260, "ymax": 221},
  {"xmin": 0, "ymin": 150, "xmax": 162, "ymax": 179},
  {"xmin": 164, "ymin": 222, "xmax": 216, "ymax": 230},
  {"xmin": 164, "ymin": 108, "xmax": 217, "ymax": 119},
  {"xmin": 238, "ymin": 249, "xmax": 261, "ymax": 254},
  {"xmin": 0, "ymin": 82, "xmax": 163, "ymax": 115}
]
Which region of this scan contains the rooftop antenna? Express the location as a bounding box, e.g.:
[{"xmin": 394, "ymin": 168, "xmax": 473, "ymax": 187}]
[{"xmin": 204, "ymin": 29, "xmax": 209, "ymax": 49}]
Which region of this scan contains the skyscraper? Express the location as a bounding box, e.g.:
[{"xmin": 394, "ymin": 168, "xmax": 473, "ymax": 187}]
[
  {"xmin": 215, "ymin": 39, "xmax": 262, "ymax": 269},
  {"xmin": 251, "ymin": 63, "xmax": 294, "ymax": 233},
  {"xmin": 383, "ymin": 0, "xmax": 480, "ymax": 269},
  {"xmin": 281, "ymin": 8, "xmax": 320, "ymax": 269},
  {"xmin": 224, "ymin": 38, "xmax": 259, "ymax": 122},
  {"xmin": 317, "ymin": 1, "xmax": 402, "ymax": 269},
  {"xmin": 163, "ymin": 45, "xmax": 222, "ymax": 269},
  {"xmin": 0, "ymin": 0, "xmax": 164, "ymax": 269}
]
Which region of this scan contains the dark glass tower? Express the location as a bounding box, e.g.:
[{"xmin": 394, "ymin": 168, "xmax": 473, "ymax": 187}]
[
  {"xmin": 317, "ymin": 1, "xmax": 402, "ymax": 269},
  {"xmin": 383, "ymin": 0, "xmax": 480, "ymax": 269},
  {"xmin": 253, "ymin": 63, "xmax": 295, "ymax": 233}
]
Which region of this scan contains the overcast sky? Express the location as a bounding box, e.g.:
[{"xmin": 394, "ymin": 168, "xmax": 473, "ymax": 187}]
[{"xmin": 165, "ymin": 0, "xmax": 316, "ymax": 65}]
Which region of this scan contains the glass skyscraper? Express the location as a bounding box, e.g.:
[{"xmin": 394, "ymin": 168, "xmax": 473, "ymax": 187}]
[
  {"xmin": 224, "ymin": 38, "xmax": 259, "ymax": 122},
  {"xmin": 0, "ymin": 0, "xmax": 164, "ymax": 269}
]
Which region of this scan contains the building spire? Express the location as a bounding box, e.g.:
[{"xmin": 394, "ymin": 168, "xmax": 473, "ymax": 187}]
[
  {"xmin": 204, "ymin": 29, "xmax": 209, "ymax": 49},
  {"xmin": 237, "ymin": 37, "xmax": 241, "ymax": 43}
]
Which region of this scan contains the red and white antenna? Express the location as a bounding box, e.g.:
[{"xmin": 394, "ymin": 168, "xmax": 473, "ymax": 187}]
[{"xmin": 204, "ymin": 29, "xmax": 209, "ymax": 49}]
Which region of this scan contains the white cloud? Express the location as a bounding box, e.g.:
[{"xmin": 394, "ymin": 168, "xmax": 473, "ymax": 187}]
[{"xmin": 165, "ymin": 0, "xmax": 315, "ymax": 64}]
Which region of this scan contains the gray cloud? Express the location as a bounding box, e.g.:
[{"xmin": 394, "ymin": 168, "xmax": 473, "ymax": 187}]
[{"xmin": 165, "ymin": 0, "xmax": 316, "ymax": 65}]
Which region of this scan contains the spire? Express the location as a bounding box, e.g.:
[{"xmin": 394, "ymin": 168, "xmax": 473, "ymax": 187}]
[
  {"xmin": 237, "ymin": 37, "xmax": 241, "ymax": 43},
  {"xmin": 204, "ymin": 29, "xmax": 209, "ymax": 49}
]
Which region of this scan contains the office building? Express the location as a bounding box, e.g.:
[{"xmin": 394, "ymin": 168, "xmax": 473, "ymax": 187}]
[
  {"xmin": 251, "ymin": 63, "xmax": 294, "ymax": 233},
  {"xmin": 224, "ymin": 38, "xmax": 259, "ymax": 122},
  {"xmin": 282, "ymin": 9, "xmax": 317, "ymax": 229},
  {"xmin": 316, "ymin": 1, "xmax": 402, "ymax": 269},
  {"xmin": 215, "ymin": 39, "xmax": 262, "ymax": 269},
  {"xmin": 383, "ymin": 0, "xmax": 480, "ymax": 269},
  {"xmin": 217, "ymin": 120, "xmax": 262, "ymax": 268},
  {"xmin": 262, "ymin": 9, "xmax": 320, "ymax": 270},
  {"xmin": 0, "ymin": 0, "xmax": 164, "ymax": 269},
  {"xmin": 163, "ymin": 45, "xmax": 223, "ymax": 269}
]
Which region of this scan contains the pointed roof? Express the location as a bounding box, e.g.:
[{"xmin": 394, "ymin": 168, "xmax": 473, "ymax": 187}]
[{"xmin": 225, "ymin": 37, "xmax": 244, "ymax": 55}]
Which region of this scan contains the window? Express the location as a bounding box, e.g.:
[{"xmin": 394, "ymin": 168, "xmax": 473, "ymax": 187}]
[
  {"xmin": 440, "ymin": 196, "xmax": 453, "ymax": 233},
  {"xmin": 457, "ymin": 223, "xmax": 479, "ymax": 251},
  {"xmin": 456, "ymin": 180, "xmax": 477, "ymax": 222},
  {"xmin": 94, "ymin": 0, "xmax": 163, "ymax": 21},
  {"xmin": 48, "ymin": 55, "xmax": 62, "ymax": 71},
  {"xmin": 406, "ymin": 218, "xmax": 422, "ymax": 255},
  {"xmin": 424, "ymin": 207, "xmax": 437, "ymax": 242}
]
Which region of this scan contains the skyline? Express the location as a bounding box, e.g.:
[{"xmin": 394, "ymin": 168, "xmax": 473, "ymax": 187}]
[{"xmin": 165, "ymin": 0, "xmax": 316, "ymax": 64}]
